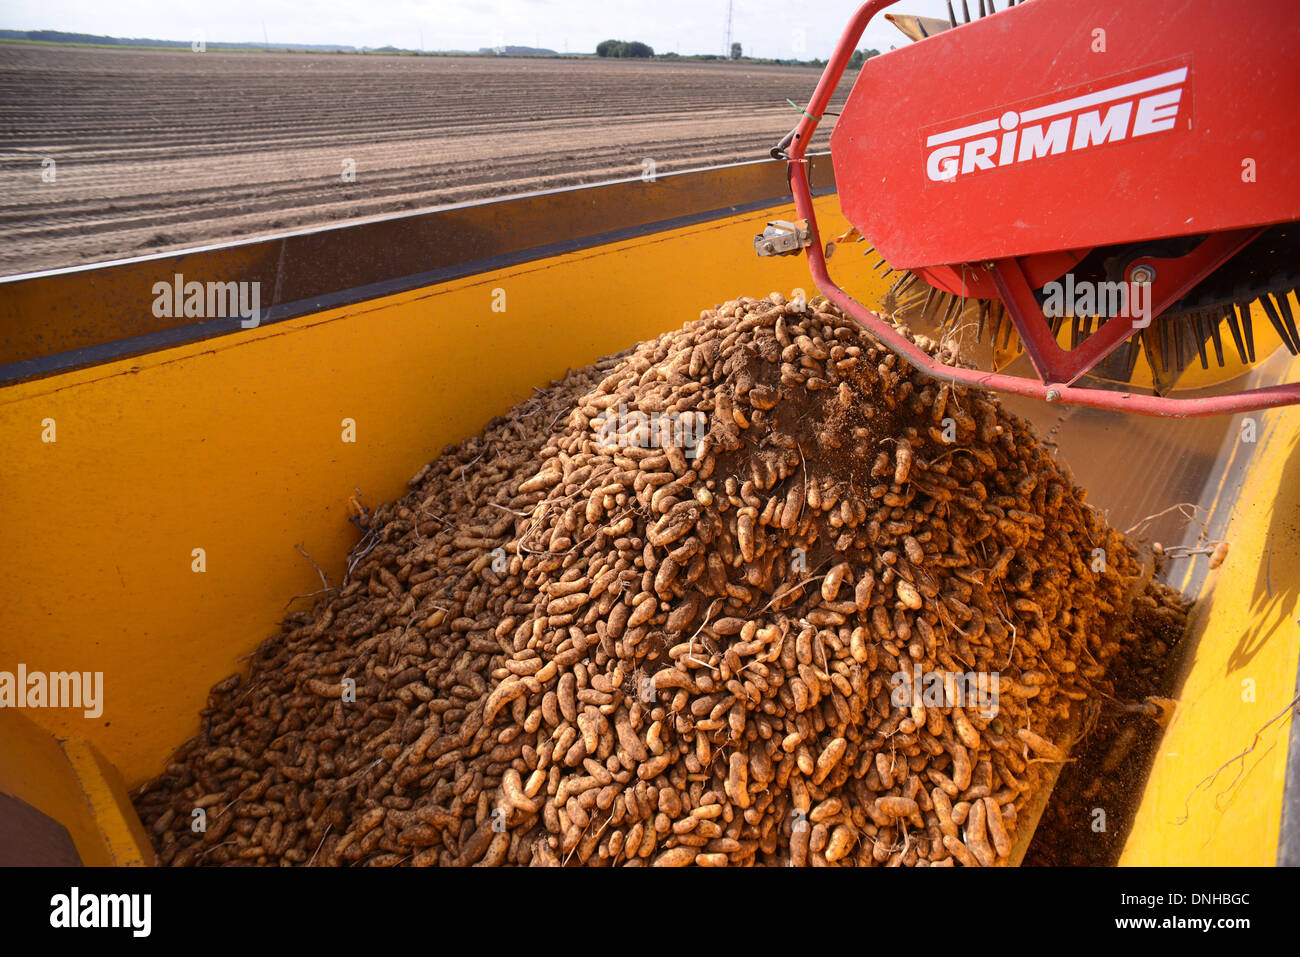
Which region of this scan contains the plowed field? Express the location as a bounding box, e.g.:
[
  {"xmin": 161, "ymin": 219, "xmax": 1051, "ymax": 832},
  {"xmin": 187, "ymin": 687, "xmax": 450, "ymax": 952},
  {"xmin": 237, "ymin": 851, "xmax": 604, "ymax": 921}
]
[{"xmin": 0, "ymin": 45, "xmax": 844, "ymax": 275}]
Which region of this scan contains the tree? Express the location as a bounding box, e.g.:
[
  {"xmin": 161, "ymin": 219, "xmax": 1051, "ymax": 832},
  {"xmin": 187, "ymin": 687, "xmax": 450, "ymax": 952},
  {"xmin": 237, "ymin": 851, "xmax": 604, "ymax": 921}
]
[
  {"xmin": 597, "ymin": 38, "xmax": 653, "ymax": 58},
  {"xmin": 730, "ymin": 42, "xmax": 742, "ymax": 59},
  {"xmin": 849, "ymin": 47, "xmax": 880, "ymax": 68}
]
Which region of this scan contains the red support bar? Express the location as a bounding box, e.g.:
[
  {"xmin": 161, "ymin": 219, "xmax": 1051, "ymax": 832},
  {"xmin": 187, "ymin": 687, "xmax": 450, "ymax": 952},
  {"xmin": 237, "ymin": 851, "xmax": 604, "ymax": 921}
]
[
  {"xmin": 991, "ymin": 228, "xmax": 1263, "ymax": 386},
  {"xmin": 785, "ymin": 0, "xmax": 1300, "ymax": 417}
]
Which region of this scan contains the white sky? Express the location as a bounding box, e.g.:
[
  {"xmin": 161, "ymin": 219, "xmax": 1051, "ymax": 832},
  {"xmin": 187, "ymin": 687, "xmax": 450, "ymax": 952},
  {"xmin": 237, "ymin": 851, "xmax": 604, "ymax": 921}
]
[{"xmin": 1, "ymin": 0, "xmax": 963, "ymax": 57}]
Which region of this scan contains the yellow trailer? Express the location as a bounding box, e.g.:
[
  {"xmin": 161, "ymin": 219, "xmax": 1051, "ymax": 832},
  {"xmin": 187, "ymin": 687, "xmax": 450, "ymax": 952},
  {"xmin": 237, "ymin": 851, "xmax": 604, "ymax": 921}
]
[{"xmin": 1, "ymin": 157, "xmax": 1296, "ymax": 865}]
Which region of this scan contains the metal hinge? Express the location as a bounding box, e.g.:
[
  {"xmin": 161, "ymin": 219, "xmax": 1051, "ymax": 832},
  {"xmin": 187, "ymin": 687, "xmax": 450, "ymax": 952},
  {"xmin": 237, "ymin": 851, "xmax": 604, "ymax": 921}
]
[{"xmin": 754, "ymin": 219, "xmax": 811, "ymax": 257}]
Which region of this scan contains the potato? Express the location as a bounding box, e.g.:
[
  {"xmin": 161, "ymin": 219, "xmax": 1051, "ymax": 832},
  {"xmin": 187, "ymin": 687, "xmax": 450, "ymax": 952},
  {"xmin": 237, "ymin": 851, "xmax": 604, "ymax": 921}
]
[
  {"xmin": 137, "ymin": 294, "xmax": 1174, "ymax": 870},
  {"xmin": 942, "ymin": 833, "xmax": 980, "ymax": 867},
  {"xmin": 653, "ymin": 846, "xmax": 698, "ymax": 867},
  {"xmin": 825, "ymin": 824, "xmax": 856, "ymax": 862},
  {"xmin": 983, "ymin": 796, "xmax": 1012, "ymax": 860},
  {"xmin": 812, "ymin": 738, "xmax": 847, "ymax": 785},
  {"xmin": 931, "ymin": 788, "xmax": 959, "ymax": 839},
  {"xmin": 822, "ymin": 563, "xmax": 849, "ymax": 602},
  {"xmin": 965, "ymin": 797, "xmax": 996, "ymax": 867},
  {"xmin": 1017, "ymin": 728, "xmax": 1068, "ymax": 762}
]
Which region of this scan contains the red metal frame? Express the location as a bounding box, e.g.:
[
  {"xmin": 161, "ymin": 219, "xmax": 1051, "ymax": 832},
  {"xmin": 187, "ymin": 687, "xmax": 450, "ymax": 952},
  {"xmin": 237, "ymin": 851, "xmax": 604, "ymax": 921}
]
[
  {"xmin": 786, "ymin": 0, "xmax": 1300, "ymax": 416},
  {"xmin": 992, "ymin": 227, "xmax": 1262, "ymax": 386}
]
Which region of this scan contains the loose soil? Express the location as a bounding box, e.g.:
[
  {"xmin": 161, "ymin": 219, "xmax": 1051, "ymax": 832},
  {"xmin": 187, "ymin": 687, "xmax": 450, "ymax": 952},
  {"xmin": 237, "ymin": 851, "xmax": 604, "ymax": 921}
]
[{"xmin": 0, "ymin": 46, "xmax": 845, "ymax": 275}]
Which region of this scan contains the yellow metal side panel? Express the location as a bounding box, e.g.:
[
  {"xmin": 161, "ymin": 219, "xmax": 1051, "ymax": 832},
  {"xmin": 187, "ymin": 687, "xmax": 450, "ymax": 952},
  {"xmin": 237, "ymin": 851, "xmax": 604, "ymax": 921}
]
[
  {"xmin": 61, "ymin": 738, "xmax": 155, "ymax": 865},
  {"xmin": 0, "ymin": 711, "xmax": 151, "ymax": 865},
  {"xmin": 0, "ymin": 711, "xmax": 114, "ymax": 865},
  {"xmin": 0, "ymin": 196, "xmax": 879, "ymax": 789},
  {"xmin": 1120, "ymin": 375, "xmax": 1300, "ymax": 865}
]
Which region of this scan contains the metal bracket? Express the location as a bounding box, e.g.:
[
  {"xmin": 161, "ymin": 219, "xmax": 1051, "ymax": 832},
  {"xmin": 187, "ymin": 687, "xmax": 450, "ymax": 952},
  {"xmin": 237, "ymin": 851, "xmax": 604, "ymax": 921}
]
[{"xmin": 755, "ymin": 219, "xmax": 811, "ymax": 257}]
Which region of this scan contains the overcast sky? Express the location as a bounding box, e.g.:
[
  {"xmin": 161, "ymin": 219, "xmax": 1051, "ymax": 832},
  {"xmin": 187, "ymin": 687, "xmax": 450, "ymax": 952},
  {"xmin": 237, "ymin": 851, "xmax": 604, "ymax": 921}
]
[{"xmin": 3, "ymin": 0, "xmax": 961, "ymax": 58}]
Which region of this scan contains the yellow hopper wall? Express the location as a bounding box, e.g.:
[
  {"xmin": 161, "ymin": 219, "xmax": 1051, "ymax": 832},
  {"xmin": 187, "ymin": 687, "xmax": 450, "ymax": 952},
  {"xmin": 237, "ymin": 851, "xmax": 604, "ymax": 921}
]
[
  {"xmin": 0, "ymin": 194, "xmax": 874, "ymax": 806},
  {"xmin": 4, "ymin": 176, "xmax": 1297, "ymax": 867}
]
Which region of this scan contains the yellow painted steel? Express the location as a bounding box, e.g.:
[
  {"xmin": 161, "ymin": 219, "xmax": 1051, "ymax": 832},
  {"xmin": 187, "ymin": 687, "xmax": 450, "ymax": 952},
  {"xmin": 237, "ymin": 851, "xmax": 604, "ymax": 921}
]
[
  {"xmin": 8, "ymin": 185, "xmax": 1293, "ymax": 866},
  {"xmin": 0, "ymin": 195, "xmax": 881, "ymax": 792},
  {"xmin": 1120, "ymin": 366, "xmax": 1300, "ymax": 865},
  {"xmin": 61, "ymin": 738, "xmax": 156, "ymax": 865},
  {"xmin": 0, "ymin": 710, "xmax": 152, "ymax": 865}
]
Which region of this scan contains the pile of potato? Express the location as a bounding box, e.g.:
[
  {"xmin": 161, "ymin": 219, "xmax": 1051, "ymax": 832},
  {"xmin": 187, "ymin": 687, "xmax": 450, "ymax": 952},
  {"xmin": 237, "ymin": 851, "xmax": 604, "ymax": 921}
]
[{"xmin": 133, "ymin": 293, "xmax": 1163, "ymax": 866}]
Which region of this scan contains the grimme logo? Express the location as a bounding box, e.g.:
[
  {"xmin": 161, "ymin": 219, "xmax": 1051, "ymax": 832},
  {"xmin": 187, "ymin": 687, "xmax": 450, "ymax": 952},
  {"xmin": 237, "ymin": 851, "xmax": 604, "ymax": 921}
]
[
  {"xmin": 0, "ymin": 664, "xmax": 103, "ymax": 718},
  {"xmin": 925, "ymin": 65, "xmax": 1188, "ymax": 182},
  {"xmin": 50, "ymin": 887, "xmax": 151, "ymax": 937},
  {"xmin": 890, "ymin": 665, "xmax": 1000, "ymax": 719},
  {"xmin": 152, "ymin": 272, "xmax": 262, "ymax": 328},
  {"xmin": 592, "ymin": 404, "xmax": 707, "ymax": 458},
  {"xmin": 1041, "ymin": 273, "xmax": 1152, "ymax": 328}
]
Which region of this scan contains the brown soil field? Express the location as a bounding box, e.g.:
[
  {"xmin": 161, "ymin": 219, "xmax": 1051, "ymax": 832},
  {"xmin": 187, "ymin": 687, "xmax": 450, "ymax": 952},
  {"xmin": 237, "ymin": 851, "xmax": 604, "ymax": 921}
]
[{"xmin": 0, "ymin": 45, "xmax": 847, "ymax": 276}]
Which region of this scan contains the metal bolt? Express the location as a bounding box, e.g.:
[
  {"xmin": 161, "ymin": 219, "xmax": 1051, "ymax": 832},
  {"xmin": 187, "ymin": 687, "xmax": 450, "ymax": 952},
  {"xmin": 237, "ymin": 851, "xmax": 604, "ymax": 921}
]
[
  {"xmin": 1130, "ymin": 264, "xmax": 1156, "ymax": 285},
  {"xmin": 1045, "ymin": 388, "xmax": 1061, "ymax": 402}
]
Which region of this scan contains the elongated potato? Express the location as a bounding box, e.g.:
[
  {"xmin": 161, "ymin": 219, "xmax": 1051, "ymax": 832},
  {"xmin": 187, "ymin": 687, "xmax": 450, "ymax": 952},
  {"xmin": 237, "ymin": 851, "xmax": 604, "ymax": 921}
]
[
  {"xmin": 1017, "ymin": 728, "xmax": 1068, "ymax": 762},
  {"xmin": 136, "ymin": 293, "xmax": 1175, "ymax": 872},
  {"xmin": 653, "ymin": 846, "xmax": 698, "ymax": 867},
  {"xmin": 965, "ymin": 797, "xmax": 996, "ymax": 867},
  {"xmin": 943, "ymin": 834, "xmax": 980, "ymax": 867},
  {"xmin": 983, "ymin": 796, "xmax": 1012, "ymax": 859}
]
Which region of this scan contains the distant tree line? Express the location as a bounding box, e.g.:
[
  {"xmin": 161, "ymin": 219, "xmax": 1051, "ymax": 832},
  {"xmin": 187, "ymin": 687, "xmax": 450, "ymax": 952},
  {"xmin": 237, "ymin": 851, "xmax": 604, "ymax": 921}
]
[
  {"xmin": 479, "ymin": 45, "xmax": 558, "ymax": 56},
  {"xmin": 849, "ymin": 48, "xmax": 881, "ymax": 68},
  {"xmin": 596, "ymin": 39, "xmax": 655, "ymax": 58}
]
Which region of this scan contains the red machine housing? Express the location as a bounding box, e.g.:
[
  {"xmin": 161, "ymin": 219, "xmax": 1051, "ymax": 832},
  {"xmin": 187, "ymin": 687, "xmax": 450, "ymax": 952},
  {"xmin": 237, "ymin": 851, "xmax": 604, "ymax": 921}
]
[
  {"xmin": 784, "ymin": 0, "xmax": 1300, "ymax": 416},
  {"xmin": 833, "ymin": 0, "xmax": 1300, "ymax": 275}
]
